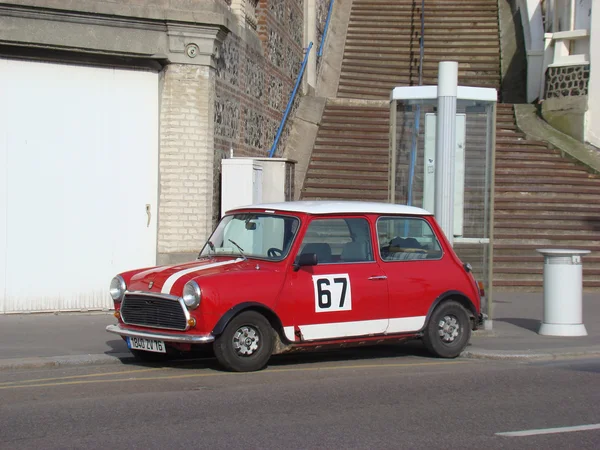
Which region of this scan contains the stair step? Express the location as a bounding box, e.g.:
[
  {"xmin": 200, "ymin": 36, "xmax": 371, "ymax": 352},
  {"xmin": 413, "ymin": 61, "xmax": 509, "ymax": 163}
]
[
  {"xmin": 303, "ymin": 181, "xmax": 388, "ymax": 191},
  {"xmin": 494, "ymin": 255, "xmax": 600, "ymax": 263},
  {"xmin": 347, "ymin": 25, "xmax": 499, "ymax": 35},
  {"xmin": 493, "ymin": 201, "xmax": 600, "ymax": 213},
  {"xmin": 342, "ymin": 54, "xmax": 500, "ymax": 65},
  {"xmin": 339, "ymin": 72, "xmax": 500, "ymax": 84},
  {"xmin": 494, "ymin": 161, "xmax": 591, "ymax": 171},
  {"xmin": 352, "ymin": 0, "xmax": 498, "ymax": 5},
  {"xmin": 495, "ymin": 177, "xmax": 600, "ymax": 188},
  {"xmin": 494, "ymin": 267, "xmax": 600, "ymax": 275},
  {"xmin": 345, "ymin": 33, "xmax": 499, "ymax": 43},
  {"xmin": 307, "ymin": 163, "xmax": 389, "ymax": 174},
  {"xmin": 305, "ymin": 172, "xmax": 388, "ymax": 181},
  {"xmin": 315, "ymin": 134, "xmax": 388, "ymax": 144},
  {"xmin": 301, "ymin": 190, "xmax": 388, "ymax": 201},
  {"xmin": 311, "ymin": 148, "xmax": 388, "ymax": 158},
  {"xmin": 344, "ymin": 40, "xmax": 500, "ymax": 50},
  {"xmin": 311, "ymin": 154, "xmax": 389, "ymax": 163}
]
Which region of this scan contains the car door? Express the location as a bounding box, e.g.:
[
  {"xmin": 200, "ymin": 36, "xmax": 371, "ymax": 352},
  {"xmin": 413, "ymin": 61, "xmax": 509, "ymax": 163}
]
[
  {"xmin": 283, "ymin": 216, "xmax": 389, "ymax": 341},
  {"xmin": 376, "ymin": 215, "xmax": 445, "ymax": 334}
]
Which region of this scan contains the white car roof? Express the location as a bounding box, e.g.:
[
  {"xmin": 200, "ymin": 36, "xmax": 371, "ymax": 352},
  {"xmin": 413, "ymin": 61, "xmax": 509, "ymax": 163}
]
[{"xmin": 228, "ymin": 201, "xmax": 432, "ymax": 216}]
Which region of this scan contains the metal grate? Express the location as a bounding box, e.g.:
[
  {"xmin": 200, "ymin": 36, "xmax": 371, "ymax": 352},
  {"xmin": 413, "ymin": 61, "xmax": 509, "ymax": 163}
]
[{"xmin": 121, "ymin": 294, "xmax": 187, "ymax": 331}]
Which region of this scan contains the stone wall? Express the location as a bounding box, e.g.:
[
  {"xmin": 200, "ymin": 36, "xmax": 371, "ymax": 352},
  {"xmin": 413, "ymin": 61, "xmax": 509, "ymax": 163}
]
[
  {"xmin": 544, "ymin": 64, "xmax": 591, "ymax": 98},
  {"xmin": 213, "ymin": 0, "xmax": 305, "ymax": 218}
]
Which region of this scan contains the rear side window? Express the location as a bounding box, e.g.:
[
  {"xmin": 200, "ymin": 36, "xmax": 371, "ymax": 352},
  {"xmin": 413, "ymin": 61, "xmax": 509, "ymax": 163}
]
[
  {"xmin": 299, "ymin": 218, "xmax": 374, "ymax": 264},
  {"xmin": 377, "ymin": 217, "xmax": 442, "ymax": 261}
]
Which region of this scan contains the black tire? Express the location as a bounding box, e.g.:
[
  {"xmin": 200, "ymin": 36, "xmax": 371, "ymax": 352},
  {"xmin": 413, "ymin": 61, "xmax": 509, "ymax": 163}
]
[
  {"xmin": 213, "ymin": 311, "xmax": 274, "ymax": 372},
  {"xmin": 130, "ymin": 349, "xmax": 172, "ymax": 363},
  {"xmin": 422, "ymin": 301, "xmax": 471, "ymax": 358}
]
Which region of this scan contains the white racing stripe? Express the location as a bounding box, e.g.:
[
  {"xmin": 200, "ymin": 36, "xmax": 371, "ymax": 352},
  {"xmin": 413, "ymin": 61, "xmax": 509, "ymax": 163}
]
[
  {"xmin": 160, "ymin": 259, "xmax": 242, "ymax": 294},
  {"xmin": 299, "ymin": 316, "xmax": 426, "ymax": 341},
  {"xmin": 496, "ymin": 423, "xmax": 600, "ymax": 437}
]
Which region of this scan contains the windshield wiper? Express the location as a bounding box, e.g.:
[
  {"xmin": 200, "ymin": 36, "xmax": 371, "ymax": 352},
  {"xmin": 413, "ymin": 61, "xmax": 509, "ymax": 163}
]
[
  {"xmin": 228, "ymin": 239, "xmax": 246, "ymax": 260},
  {"xmin": 197, "ymin": 240, "xmax": 216, "ymax": 259}
]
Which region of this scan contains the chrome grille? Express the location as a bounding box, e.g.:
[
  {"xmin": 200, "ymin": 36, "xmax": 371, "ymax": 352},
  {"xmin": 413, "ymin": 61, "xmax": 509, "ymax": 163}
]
[{"xmin": 121, "ymin": 294, "xmax": 187, "ymax": 331}]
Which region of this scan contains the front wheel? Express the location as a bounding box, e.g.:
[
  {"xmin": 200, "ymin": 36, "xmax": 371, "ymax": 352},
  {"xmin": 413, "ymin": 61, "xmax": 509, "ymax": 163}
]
[
  {"xmin": 213, "ymin": 311, "xmax": 275, "ymax": 372},
  {"xmin": 422, "ymin": 301, "xmax": 471, "ymax": 358}
]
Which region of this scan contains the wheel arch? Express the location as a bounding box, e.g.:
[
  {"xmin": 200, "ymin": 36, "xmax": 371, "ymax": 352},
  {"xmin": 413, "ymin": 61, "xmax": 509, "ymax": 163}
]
[
  {"xmin": 425, "ymin": 290, "xmax": 478, "ymax": 329},
  {"xmin": 212, "ymin": 302, "xmax": 286, "ymax": 340}
]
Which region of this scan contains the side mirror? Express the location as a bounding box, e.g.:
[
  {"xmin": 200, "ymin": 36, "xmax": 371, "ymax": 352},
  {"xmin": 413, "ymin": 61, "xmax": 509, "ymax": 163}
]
[{"xmin": 293, "ymin": 253, "xmax": 318, "ymax": 272}]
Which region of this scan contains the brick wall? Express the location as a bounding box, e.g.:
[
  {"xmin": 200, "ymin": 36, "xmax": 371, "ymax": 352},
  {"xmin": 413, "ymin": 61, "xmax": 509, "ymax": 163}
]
[{"xmin": 158, "ymin": 64, "xmax": 217, "ymax": 259}]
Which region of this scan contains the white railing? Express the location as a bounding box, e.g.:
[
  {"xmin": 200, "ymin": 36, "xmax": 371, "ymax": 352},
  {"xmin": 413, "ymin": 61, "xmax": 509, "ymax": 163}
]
[{"xmin": 540, "ymin": 0, "xmax": 592, "ymax": 97}]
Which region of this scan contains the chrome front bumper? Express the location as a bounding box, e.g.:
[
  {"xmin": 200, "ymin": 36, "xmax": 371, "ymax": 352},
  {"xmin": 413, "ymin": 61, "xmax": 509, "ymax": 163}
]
[{"xmin": 106, "ymin": 324, "xmax": 215, "ymax": 344}]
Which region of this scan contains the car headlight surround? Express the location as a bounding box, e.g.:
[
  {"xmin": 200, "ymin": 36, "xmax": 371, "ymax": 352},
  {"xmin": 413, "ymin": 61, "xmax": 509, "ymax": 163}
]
[
  {"xmin": 109, "ymin": 275, "xmax": 126, "ymax": 302},
  {"xmin": 182, "ymin": 280, "xmax": 201, "ymax": 310}
]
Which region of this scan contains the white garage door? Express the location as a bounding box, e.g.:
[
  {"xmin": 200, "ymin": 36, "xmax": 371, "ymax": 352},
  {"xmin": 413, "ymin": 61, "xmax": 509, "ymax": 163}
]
[{"xmin": 0, "ymin": 59, "xmax": 159, "ymax": 313}]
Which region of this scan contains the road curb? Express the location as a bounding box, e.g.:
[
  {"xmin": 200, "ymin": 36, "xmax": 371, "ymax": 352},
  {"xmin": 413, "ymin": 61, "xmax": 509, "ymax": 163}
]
[
  {"xmin": 462, "ymin": 348, "xmax": 600, "ymax": 361},
  {"xmin": 0, "ymin": 353, "xmax": 134, "ymax": 371}
]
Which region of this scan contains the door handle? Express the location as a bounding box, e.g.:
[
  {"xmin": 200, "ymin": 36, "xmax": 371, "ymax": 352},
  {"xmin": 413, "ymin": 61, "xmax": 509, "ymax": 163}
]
[
  {"xmin": 146, "ymin": 204, "xmax": 151, "ymax": 228},
  {"xmin": 368, "ymin": 275, "xmax": 387, "ymax": 281}
]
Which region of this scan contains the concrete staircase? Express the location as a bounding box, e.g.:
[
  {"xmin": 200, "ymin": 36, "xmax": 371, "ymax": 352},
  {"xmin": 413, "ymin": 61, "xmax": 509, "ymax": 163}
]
[
  {"xmin": 300, "ymin": 0, "xmax": 600, "ymax": 291},
  {"xmin": 339, "ymin": 0, "xmax": 500, "ymax": 98},
  {"xmin": 493, "ymin": 104, "xmax": 600, "ymax": 291}
]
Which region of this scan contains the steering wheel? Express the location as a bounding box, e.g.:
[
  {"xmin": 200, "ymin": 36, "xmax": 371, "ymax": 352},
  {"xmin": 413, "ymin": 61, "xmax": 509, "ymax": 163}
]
[{"xmin": 267, "ymin": 247, "xmax": 283, "ymax": 258}]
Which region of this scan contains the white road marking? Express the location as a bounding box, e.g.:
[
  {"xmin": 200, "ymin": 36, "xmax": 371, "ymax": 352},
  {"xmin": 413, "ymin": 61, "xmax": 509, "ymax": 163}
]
[{"xmin": 496, "ymin": 423, "xmax": 600, "ymax": 437}]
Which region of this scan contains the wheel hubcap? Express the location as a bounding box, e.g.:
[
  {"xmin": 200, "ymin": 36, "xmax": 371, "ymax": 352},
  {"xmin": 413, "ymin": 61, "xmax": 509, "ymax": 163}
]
[
  {"xmin": 232, "ymin": 325, "xmax": 260, "ymax": 356},
  {"xmin": 438, "ymin": 315, "xmax": 460, "ymax": 343}
]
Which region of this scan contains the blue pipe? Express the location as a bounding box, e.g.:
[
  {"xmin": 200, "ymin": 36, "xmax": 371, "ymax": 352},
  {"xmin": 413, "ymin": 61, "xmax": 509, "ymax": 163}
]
[
  {"xmin": 269, "ymin": 41, "xmax": 313, "ymax": 158},
  {"xmin": 318, "ymin": 0, "xmax": 334, "ymax": 57}
]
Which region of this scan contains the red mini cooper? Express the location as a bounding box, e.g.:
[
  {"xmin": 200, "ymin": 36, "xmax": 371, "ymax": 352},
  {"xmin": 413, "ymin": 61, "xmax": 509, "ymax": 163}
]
[{"xmin": 107, "ymin": 201, "xmax": 484, "ymax": 372}]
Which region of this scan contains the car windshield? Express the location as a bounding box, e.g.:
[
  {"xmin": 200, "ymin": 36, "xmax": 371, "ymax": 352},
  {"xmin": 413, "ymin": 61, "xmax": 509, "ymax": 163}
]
[{"xmin": 199, "ymin": 213, "xmax": 300, "ymax": 261}]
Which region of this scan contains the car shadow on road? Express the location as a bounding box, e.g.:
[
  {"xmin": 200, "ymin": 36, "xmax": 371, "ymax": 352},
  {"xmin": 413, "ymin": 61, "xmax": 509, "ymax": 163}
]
[
  {"xmin": 105, "ymin": 339, "xmax": 129, "ymax": 354},
  {"xmin": 103, "ymin": 340, "xmax": 441, "ymax": 372},
  {"xmin": 267, "ymin": 341, "xmax": 434, "ymax": 368},
  {"xmin": 495, "ymin": 317, "xmax": 541, "ymax": 333}
]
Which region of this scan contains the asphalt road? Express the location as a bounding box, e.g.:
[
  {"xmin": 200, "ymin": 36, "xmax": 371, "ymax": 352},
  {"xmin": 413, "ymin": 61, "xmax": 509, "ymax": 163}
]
[{"xmin": 0, "ymin": 347, "xmax": 599, "ymax": 449}]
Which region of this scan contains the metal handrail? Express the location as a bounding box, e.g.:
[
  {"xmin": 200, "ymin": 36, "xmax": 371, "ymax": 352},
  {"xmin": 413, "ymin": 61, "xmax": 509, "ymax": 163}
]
[
  {"xmin": 318, "ymin": 0, "xmax": 335, "ymax": 57},
  {"xmin": 268, "ymin": 41, "xmax": 313, "ymax": 158},
  {"xmin": 418, "ymin": 0, "xmax": 425, "ymax": 85},
  {"xmin": 407, "ymin": 0, "xmax": 425, "ymax": 206}
]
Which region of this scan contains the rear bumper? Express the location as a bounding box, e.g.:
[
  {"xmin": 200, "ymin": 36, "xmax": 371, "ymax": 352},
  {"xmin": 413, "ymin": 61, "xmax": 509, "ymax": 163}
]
[{"xmin": 106, "ymin": 324, "xmax": 215, "ymax": 344}]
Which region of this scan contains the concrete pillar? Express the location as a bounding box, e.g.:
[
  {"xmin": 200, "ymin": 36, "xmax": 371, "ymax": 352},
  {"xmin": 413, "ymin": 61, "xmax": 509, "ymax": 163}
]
[
  {"xmin": 434, "ymin": 61, "xmax": 458, "ymax": 245},
  {"xmin": 158, "ymin": 64, "xmax": 218, "ymax": 265},
  {"xmin": 304, "ymin": 0, "xmax": 317, "ymax": 90}
]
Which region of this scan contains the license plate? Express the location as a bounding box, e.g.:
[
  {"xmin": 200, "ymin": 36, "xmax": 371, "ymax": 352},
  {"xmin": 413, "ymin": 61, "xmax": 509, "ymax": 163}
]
[{"xmin": 127, "ymin": 336, "xmax": 166, "ymax": 353}]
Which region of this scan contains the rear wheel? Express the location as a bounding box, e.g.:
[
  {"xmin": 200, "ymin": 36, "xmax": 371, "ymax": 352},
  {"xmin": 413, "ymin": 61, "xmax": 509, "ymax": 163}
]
[
  {"xmin": 213, "ymin": 311, "xmax": 274, "ymax": 372},
  {"xmin": 423, "ymin": 301, "xmax": 471, "ymax": 358}
]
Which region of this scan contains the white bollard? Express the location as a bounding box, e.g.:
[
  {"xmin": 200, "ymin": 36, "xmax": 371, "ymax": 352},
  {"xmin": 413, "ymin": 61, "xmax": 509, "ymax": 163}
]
[{"xmin": 536, "ymin": 249, "xmax": 590, "ymax": 336}]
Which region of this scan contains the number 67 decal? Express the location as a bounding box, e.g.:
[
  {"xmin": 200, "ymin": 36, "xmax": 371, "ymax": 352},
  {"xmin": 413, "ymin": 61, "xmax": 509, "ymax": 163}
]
[{"xmin": 312, "ymin": 274, "xmax": 352, "ymax": 312}]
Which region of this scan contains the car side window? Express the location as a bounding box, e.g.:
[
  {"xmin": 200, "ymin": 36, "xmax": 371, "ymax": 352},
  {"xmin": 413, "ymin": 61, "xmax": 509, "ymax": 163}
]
[
  {"xmin": 377, "ymin": 217, "xmax": 443, "ymax": 261},
  {"xmin": 299, "ymin": 218, "xmax": 374, "ymax": 264}
]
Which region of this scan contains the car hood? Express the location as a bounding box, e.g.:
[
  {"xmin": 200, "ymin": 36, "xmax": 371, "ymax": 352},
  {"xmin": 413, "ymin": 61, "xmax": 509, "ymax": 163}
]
[{"xmin": 127, "ymin": 257, "xmax": 245, "ymax": 296}]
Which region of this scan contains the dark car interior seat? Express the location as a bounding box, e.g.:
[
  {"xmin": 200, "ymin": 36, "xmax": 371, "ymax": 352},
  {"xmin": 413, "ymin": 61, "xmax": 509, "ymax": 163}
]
[
  {"xmin": 300, "ymin": 243, "xmax": 332, "ymax": 264},
  {"xmin": 341, "ymin": 241, "xmax": 368, "ymax": 262}
]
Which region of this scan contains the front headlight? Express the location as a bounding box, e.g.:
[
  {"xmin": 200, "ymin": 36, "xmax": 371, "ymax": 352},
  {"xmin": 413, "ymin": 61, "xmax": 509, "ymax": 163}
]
[
  {"xmin": 109, "ymin": 275, "xmax": 126, "ymax": 302},
  {"xmin": 182, "ymin": 281, "xmax": 201, "ymax": 310}
]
